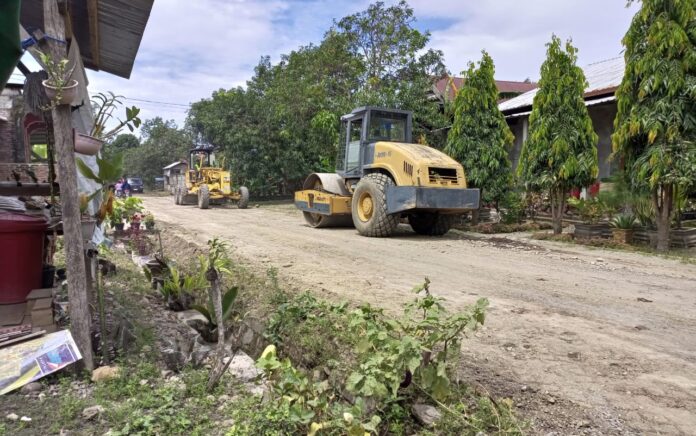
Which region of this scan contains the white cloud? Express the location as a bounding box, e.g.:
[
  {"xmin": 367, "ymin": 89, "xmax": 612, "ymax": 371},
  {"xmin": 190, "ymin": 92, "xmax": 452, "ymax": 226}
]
[
  {"xmin": 87, "ymin": 0, "xmax": 298, "ymax": 129},
  {"xmin": 86, "ymin": 0, "xmax": 640, "ymax": 129},
  {"xmin": 410, "ymin": 0, "xmax": 639, "ymax": 80}
]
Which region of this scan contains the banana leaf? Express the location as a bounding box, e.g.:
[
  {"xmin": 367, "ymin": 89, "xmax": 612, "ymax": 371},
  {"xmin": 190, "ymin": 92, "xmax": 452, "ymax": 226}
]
[{"xmin": 0, "ymin": 0, "xmax": 22, "ymax": 90}]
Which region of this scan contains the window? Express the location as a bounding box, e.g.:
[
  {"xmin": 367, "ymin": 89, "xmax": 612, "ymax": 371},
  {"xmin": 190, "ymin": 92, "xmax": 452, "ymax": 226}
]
[
  {"xmin": 30, "ymin": 143, "xmax": 48, "ymax": 162},
  {"xmin": 367, "ymin": 111, "xmax": 407, "ymax": 142},
  {"xmin": 336, "ymin": 121, "xmax": 347, "ymax": 171},
  {"xmin": 345, "ymin": 118, "xmax": 362, "ymax": 172}
]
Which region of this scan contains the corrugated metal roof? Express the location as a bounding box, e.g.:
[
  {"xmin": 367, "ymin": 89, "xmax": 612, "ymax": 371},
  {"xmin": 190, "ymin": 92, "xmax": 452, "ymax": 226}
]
[
  {"xmin": 499, "ymin": 57, "xmax": 625, "ymax": 113},
  {"xmin": 433, "ymin": 76, "xmax": 538, "ymax": 101},
  {"xmin": 20, "ymin": 0, "xmax": 153, "ymax": 79},
  {"xmin": 163, "ymin": 161, "xmax": 187, "ymax": 170}
]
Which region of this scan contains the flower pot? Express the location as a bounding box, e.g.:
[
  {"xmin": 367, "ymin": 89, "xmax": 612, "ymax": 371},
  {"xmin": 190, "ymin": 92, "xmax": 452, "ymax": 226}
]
[
  {"xmin": 130, "ymin": 222, "xmax": 141, "ymax": 230},
  {"xmin": 145, "ymin": 222, "xmax": 155, "ymax": 231},
  {"xmin": 74, "ymin": 130, "xmax": 104, "ymax": 155},
  {"xmin": 42, "ymin": 79, "xmax": 79, "ymax": 105},
  {"xmin": 633, "ymin": 227, "xmax": 650, "ymax": 245},
  {"xmin": 574, "ymin": 223, "xmax": 610, "ymax": 240},
  {"xmin": 611, "ymin": 228, "xmax": 634, "ymax": 244},
  {"xmin": 114, "ymin": 222, "xmax": 125, "ymax": 231},
  {"xmin": 671, "ymin": 227, "xmax": 696, "ymax": 248},
  {"xmin": 81, "ymin": 219, "xmax": 96, "ymax": 241}
]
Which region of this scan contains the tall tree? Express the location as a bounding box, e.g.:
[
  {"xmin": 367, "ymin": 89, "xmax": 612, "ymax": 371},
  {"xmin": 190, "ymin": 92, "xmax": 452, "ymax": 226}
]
[
  {"xmin": 445, "ymin": 51, "xmax": 513, "ymax": 215},
  {"xmin": 518, "ymin": 36, "xmax": 598, "ymax": 234},
  {"xmin": 103, "ymin": 133, "xmax": 139, "ymax": 159},
  {"xmin": 122, "ymin": 118, "xmax": 191, "ymax": 187},
  {"xmin": 187, "ymin": 1, "xmax": 449, "ymax": 196},
  {"xmin": 334, "ymin": 0, "xmax": 448, "ymax": 146},
  {"xmin": 613, "ymin": 0, "xmax": 696, "ymax": 251}
]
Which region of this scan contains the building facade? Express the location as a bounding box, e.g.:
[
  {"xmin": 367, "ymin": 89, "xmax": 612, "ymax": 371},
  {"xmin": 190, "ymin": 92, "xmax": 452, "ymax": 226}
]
[{"xmin": 500, "ymin": 57, "xmax": 624, "ymax": 180}]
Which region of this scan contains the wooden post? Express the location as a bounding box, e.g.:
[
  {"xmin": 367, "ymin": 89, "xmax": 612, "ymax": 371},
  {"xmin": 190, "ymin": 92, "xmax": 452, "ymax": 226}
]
[
  {"xmin": 43, "ymin": 0, "xmax": 94, "ymax": 370},
  {"xmin": 206, "ymin": 267, "xmax": 231, "ymax": 392}
]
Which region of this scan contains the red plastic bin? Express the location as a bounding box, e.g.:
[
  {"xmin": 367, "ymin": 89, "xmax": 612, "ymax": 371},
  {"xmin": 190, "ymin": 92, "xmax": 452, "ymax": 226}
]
[{"xmin": 0, "ymin": 212, "xmax": 47, "ymax": 304}]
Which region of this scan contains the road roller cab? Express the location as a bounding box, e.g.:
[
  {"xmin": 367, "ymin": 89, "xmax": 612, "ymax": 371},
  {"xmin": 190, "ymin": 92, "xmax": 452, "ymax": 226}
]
[{"xmin": 295, "ymin": 107, "xmax": 480, "ymax": 237}]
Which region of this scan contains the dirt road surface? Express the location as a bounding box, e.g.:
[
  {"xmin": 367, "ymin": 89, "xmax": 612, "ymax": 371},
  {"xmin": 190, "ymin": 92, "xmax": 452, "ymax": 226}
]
[{"xmin": 142, "ymin": 195, "xmax": 696, "ymax": 435}]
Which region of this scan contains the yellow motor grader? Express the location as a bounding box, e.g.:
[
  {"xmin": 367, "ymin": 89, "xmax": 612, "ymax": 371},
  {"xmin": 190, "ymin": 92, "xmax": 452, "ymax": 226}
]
[
  {"xmin": 294, "ymin": 107, "xmax": 480, "ymax": 237},
  {"xmin": 174, "ymin": 147, "xmax": 249, "ymax": 209}
]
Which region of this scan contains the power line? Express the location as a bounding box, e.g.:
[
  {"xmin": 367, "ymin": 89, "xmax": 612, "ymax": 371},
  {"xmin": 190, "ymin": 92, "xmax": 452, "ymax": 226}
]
[
  {"xmin": 120, "ymin": 96, "xmax": 190, "ymax": 108},
  {"xmin": 6, "ymin": 81, "xmax": 192, "ymax": 111}
]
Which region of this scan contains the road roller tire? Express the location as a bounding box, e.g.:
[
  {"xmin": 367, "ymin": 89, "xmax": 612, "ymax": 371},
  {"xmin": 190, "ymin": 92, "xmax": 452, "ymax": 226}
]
[
  {"xmin": 237, "ymin": 186, "xmax": 249, "ymax": 209},
  {"xmin": 198, "ymin": 185, "xmax": 210, "ymax": 209},
  {"xmin": 303, "ymin": 212, "xmax": 353, "ymax": 228},
  {"xmin": 408, "ymin": 213, "xmax": 454, "ymax": 236},
  {"xmin": 351, "ymin": 173, "xmax": 398, "ymax": 237}
]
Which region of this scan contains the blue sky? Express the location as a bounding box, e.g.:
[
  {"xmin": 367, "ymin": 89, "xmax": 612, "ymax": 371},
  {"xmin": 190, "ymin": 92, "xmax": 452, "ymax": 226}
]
[{"xmin": 77, "ymin": 0, "xmax": 639, "ymax": 130}]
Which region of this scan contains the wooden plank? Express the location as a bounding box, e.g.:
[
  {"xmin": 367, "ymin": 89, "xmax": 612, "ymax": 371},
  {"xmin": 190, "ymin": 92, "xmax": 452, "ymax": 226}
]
[
  {"xmin": 43, "ymin": 0, "xmax": 94, "ymax": 371},
  {"xmin": 86, "ymin": 0, "xmax": 100, "ymax": 69},
  {"xmin": 0, "ymin": 182, "xmax": 58, "ymax": 196},
  {"xmin": 0, "ymin": 330, "xmax": 46, "ymax": 349}
]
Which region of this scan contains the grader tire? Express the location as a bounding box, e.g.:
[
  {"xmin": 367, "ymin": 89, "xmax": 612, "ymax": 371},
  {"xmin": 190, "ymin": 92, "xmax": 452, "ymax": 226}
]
[
  {"xmin": 237, "ymin": 186, "xmax": 249, "ymax": 209},
  {"xmin": 408, "ymin": 213, "xmax": 454, "ymax": 236},
  {"xmin": 351, "ymin": 173, "xmax": 399, "ymax": 237},
  {"xmin": 198, "ymin": 185, "xmax": 210, "ymax": 209}
]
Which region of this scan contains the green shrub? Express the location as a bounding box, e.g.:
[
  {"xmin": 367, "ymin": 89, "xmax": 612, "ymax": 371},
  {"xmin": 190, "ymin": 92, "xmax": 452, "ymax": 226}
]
[
  {"xmin": 499, "ymin": 191, "xmax": 526, "ymax": 224},
  {"xmin": 611, "ymin": 214, "xmax": 637, "ymax": 229}
]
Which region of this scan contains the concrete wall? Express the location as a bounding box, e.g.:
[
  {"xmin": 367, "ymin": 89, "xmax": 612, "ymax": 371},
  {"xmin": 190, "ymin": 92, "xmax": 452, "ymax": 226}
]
[
  {"xmin": 507, "ymin": 116, "xmax": 527, "ymax": 172},
  {"xmin": 0, "ymin": 87, "xmax": 22, "ymax": 163},
  {"xmin": 0, "ymin": 163, "xmax": 50, "ymax": 183}
]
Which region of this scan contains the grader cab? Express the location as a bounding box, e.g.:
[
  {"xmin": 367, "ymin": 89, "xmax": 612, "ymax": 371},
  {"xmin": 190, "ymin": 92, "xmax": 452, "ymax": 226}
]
[
  {"xmin": 294, "ymin": 107, "xmax": 479, "ymax": 237},
  {"xmin": 174, "ymin": 148, "xmax": 249, "ymax": 209}
]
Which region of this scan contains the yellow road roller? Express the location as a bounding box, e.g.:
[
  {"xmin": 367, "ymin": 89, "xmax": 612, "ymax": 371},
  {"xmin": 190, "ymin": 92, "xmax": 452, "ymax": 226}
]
[{"xmin": 294, "ymin": 107, "xmax": 479, "ymax": 237}]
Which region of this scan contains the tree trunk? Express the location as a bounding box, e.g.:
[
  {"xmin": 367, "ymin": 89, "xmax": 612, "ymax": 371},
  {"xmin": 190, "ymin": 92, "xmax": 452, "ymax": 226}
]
[
  {"xmin": 206, "ymin": 267, "xmax": 230, "ymax": 392},
  {"xmin": 550, "ymin": 187, "xmax": 565, "ymax": 234},
  {"xmin": 44, "ymin": 0, "xmax": 94, "ymax": 371},
  {"xmin": 653, "ymin": 184, "xmax": 673, "ymax": 252}
]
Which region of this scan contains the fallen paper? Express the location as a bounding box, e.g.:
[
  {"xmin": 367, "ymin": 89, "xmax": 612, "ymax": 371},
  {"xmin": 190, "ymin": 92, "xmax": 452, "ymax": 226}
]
[{"xmin": 0, "ymin": 329, "xmax": 82, "ymax": 394}]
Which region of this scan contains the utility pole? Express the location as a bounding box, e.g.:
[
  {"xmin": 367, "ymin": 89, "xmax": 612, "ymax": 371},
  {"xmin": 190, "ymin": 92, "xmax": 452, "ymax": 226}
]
[{"xmin": 43, "ymin": 0, "xmax": 94, "ymax": 370}]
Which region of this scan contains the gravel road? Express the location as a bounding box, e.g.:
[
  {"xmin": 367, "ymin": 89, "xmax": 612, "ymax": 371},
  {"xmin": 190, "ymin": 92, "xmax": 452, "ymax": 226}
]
[{"xmin": 142, "ymin": 195, "xmax": 696, "ymax": 435}]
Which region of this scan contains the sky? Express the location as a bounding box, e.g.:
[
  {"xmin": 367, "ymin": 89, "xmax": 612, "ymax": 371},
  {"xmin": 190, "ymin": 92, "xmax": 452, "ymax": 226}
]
[{"xmin": 28, "ymin": 0, "xmax": 642, "ymax": 131}]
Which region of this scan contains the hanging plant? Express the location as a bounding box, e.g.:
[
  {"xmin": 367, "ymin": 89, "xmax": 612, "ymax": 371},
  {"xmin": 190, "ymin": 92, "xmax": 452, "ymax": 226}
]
[
  {"xmin": 38, "ymin": 51, "xmax": 78, "ymax": 107},
  {"xmin": 90, "ymin": 92, "xmax": 142, "ymax": 141}
]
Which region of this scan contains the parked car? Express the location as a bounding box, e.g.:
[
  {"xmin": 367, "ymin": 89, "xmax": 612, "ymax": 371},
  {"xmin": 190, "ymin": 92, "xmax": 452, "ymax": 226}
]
[{"xmin": 127, "ymin": 177, "xmax": 144, "ymax": 193}]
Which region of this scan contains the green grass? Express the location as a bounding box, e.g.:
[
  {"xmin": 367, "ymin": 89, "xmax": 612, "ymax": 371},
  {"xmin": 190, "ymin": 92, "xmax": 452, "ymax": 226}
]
[
  {"xmin": 27, "ymin": 230, "xmax": 524, "ymax": 436},
  {"xmin": 531, "ymin": 231, "xmax": 696, "ymax": 264}
]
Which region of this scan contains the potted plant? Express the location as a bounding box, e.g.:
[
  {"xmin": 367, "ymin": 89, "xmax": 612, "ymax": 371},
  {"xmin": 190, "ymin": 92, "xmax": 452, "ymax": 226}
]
[
  {"xmin": 632, "ymin": 197, "xmax": 657, "ymax": 246},
  {"xmin": 671, "ymin": 195, "xmax": 696, "ymax": 248},
  {"xmin": 74, "ymin": 92, "xmax": 143, "ymax": 157},
  {"xmin": 568, "ymin": 197, "xmax": 610, "ymax": 239},
  {"xmin": 130, "ymin": 212, "xmax": 142, "ymax": 230},
  {"xmin": 74, "ymin": 129, "xmax": 104, "ymax": 156},
  {"xmin": 121, "ymin": 196, "xmax": 144, "ymax": 217},
  {"xmin": 109, "ymin": 199, "xmax": 125, "ymax": 231},
  {"xmin": 610, "ymin": 214, "xmax": 637, "ymax": 244},
  {"xmin": 39, "ymin": 51, "xmax": 78, "ymax": 106},
  {"xmin": 144, "ymin": 212, "xmax": 155, "ymax": 230}
]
